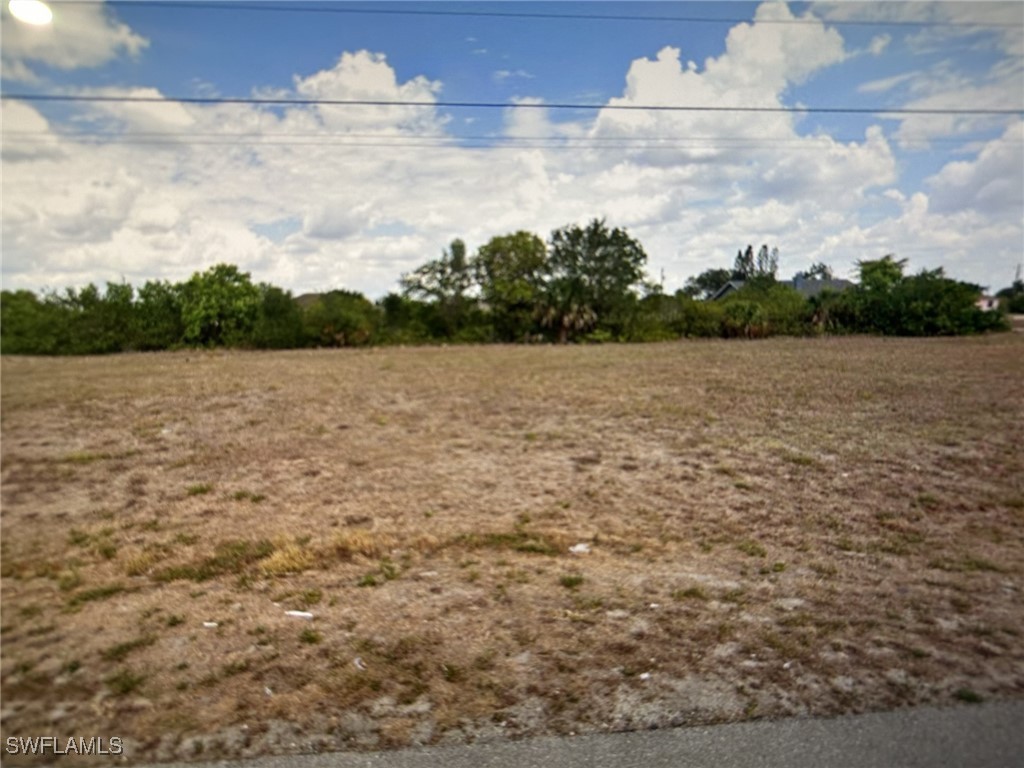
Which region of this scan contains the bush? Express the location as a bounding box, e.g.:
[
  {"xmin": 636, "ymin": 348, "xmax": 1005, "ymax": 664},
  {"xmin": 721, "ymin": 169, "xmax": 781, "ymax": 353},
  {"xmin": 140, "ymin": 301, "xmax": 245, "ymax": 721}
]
[{"xmin": 301, "ymin": 290, "xmax": 381, "ymax": 347}]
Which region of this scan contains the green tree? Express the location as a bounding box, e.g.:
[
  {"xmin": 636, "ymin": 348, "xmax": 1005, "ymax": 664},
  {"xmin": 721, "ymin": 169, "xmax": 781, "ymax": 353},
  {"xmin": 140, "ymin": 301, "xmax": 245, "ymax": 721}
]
[
  {"xmin": 732, "ymin": 244, "xmax": 778, "ymax": 288},
  {"xmin": 0, "ymin": 289, "xmax": 64, "ymax": 354},
  {"xmin": 889, "ymin": 269, "xmax": 1006, "ymax": 336},
  {"xmin": 179, "ymin": 264, "xmax": 261, "ymax": 347},
  {"xmin": 98, "ymin": 281, "xmax": 137, "ymax": 352},
  {"xmin": 472, "ymin": 230, "xmax": 547, "ymax": 341},
  {"xmin": 682, "ymin": 267, "xmax": 733, "ymax": 299},
  {"xmin": 302, "ymin": 290, "xmax": 381, "ymax": 347},
  {"xmin": 136, "ymin": 280, "xmax": 184, "ymax": 350},
  {"xmin": 996, "ymin": 279, "xmax": 1024, "ymax": 313},
  {"xmin": 43, "ymin": 282, "xmax": 136, "ymax": 354},
  {"xmin": 837, "ymin": 258, "xmax": 1006, "ymax": 336},
  {"xmin": 857, "ymin": 254, "xmax": 907, "ymax": 293},
  {"xmin": 720, "ymin": 282, "xmax": 809, "ymax": 338},
  {"xmin": 796, "ymin": 262, "xmax": 834, "ymax": 281},
  {"xmin": 252, "ymin": 285, "xmax": 304, "ymax": 349},
  {"xmin": 378, "ymin": 293, "xmax": 433, "ymax": 343},
  {"xmin": 400, "ymin": 239, "xmax": 474, "ymax": 338},
  {"xmin": 733, "ymin": 246, "xmax": 755, "ymax": 280},
  {"xmin": 721, "ymin": 300, "xmax": 767, "ymax": 339},
  {"xmin": 541, "ymin": 218, "xmax": 648, "ymax": 342}
]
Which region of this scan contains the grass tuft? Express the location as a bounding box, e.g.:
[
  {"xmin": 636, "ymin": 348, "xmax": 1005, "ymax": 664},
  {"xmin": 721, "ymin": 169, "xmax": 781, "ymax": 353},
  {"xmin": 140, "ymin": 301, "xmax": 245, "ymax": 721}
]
[
  {"xmin": 559, "ymin": 573, "xmax": 584, "ymax": 589},
  {"xmin": 101, "ymin": 635, "xmax": 156, "ymax": 662},
  {"xmin": 67, "ymin": 583, "xmax": 128, "ymax": 608},
  {"xmin": 106, "ymin": 669, "xmax": 145, "ymax": 696}
]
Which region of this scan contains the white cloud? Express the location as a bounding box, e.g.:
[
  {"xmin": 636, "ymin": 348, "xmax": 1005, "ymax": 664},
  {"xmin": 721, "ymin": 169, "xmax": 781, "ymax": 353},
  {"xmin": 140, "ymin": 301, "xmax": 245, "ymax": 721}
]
[
  {"xmin": 493, "ymin": 69, "xmax": 535, "ymax": 82},
  {"xmin": 1, "ymin": 1, "xmax": 147, "ymax": 81},
  {"xmin": 857, "ymin": 71, "xmax": 919, "ymax": 94},
  {"xmin": 292, "ymin": 50, "xmax": 446, "ymax": 134},
  {"xmin": 868, "ymin": 34, "xmax": 892, "ymax": 56},
  {"xmin": 926, "ymin": 122, "xmax": 1024, "ymax": 215},
  {"xmin": 1, "ymin": 2, "xmax": 1019, "ymax": 299}
]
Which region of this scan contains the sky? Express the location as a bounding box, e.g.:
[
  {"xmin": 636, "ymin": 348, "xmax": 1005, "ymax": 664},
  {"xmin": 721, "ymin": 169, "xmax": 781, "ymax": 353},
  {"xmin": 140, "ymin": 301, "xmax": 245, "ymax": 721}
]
[{"xmin": 2, "ymin": 0, "xmax": 1022, "ymax": 299}]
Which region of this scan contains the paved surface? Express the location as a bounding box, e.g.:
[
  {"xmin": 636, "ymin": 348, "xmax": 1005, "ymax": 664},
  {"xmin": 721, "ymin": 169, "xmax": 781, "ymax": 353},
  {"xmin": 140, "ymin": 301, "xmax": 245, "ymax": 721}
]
[{"xmin": 144, "ymin": 699, "xmax": 1024, "ymax": 768}]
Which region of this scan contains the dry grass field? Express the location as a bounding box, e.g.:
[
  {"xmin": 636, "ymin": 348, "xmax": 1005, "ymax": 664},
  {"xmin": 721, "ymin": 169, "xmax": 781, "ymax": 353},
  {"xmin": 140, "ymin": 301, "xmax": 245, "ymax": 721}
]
[{"xmin": 2, "ymin": 336, "xmax": 1023, "ymax": 763}]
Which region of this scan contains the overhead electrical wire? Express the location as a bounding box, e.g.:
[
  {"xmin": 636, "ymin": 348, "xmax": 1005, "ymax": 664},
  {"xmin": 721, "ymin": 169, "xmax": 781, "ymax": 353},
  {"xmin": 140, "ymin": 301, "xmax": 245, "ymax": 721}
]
[
  {"xmin": 4, "ymin": 93, "xmax": 1022, "ymax": 116},
  {"xmin": 47, "ymin": 1, "xmax": 1024, "ymax": 29}
]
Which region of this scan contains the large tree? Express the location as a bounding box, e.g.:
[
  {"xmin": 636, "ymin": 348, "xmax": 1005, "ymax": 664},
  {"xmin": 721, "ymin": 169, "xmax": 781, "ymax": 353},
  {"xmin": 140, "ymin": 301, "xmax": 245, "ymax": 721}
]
[
  {"xmin": 302, "ymin": 289, "xmax": 380, "ymax": 347},
  {"xmin": 857, "ymin": 254, "xmax": 907, "ymax": 293},
  {"xmin": 733, "ymin": 244, "xmax": 778, "ymax": 285},
  {"xmin": 473, "ymin": 231, "xmax": 547, "ymax": 341},
  {"xmin": 541, "ymin": 219, "xmax": 647, "ymax": 342},
  {"xmin": 136, "ymin": 280, "xmax": 184, "ymax": 351},
  {"xmin": 179, "ymin": 264, "xmax": 261, "ymax": 347},
  {"xmin": 400, "ymin": 239, "xmax": 474, "ymax": 338}
]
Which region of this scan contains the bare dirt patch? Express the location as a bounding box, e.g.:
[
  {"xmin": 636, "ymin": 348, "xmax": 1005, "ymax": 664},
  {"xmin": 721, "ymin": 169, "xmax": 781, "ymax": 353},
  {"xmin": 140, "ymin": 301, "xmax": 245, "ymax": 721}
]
[{"xmin": 2, "ymin": 336, "xmax": 1023, "ymax": 763}]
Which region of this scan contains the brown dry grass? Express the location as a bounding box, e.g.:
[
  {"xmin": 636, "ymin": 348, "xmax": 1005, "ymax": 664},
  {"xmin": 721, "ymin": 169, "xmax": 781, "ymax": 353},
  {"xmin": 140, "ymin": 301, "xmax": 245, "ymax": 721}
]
[{"xmin": 2, "ymin": 336, "xmax": 1023, "ymax": 763}]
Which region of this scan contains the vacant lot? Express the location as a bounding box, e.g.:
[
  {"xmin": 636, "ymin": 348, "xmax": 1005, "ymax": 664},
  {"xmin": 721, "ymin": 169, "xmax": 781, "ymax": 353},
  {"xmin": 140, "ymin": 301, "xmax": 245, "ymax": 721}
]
[{"xmin": 2, "ymin": 336, "xmax": 1023, "ymax": 763}]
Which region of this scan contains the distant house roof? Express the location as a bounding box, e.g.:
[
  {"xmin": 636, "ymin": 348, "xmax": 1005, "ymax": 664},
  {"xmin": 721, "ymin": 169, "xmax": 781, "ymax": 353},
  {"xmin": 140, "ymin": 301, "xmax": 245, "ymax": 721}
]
[
  {"xmin": 710, "ymin": 280, "xmax": 746, "ymax": 300},
  {"xmin": 710, "ymin": 277, "xmax": 855, "ymax": 301}
]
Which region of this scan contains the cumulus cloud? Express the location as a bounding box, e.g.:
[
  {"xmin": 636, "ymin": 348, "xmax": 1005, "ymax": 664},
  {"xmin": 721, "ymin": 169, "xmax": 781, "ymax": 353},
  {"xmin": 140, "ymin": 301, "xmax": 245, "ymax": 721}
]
[
  {"xmin": 926, "ymin": 122, "xmax": 1024, "ymax": 215},
  {"xmin": 1, "ymin": 2, "xmax": 1020, "ymax": 298},
  {"xmin": 1, "ymin": 1, "xmax": 147, "ymax": 81},
  {"xmin": 591, "ymin": 0, "xmax": 847, "ymax": 152},
  {"xmin": 293, "ymin": 50, "xmax": 446, "ymax": 135}
]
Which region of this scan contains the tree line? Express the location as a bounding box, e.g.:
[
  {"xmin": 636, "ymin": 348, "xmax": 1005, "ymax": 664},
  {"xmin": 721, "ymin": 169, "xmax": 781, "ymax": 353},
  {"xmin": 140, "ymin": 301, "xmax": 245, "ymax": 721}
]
[{"xmin": 1, "ymin": 219, "xmax": 1013, "ymax": 355}]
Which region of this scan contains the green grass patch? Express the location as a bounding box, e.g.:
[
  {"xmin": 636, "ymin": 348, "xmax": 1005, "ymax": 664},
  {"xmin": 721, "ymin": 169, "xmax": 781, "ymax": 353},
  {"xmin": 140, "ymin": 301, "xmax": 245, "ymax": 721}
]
[
  {"xmin": 783, "ymin": 453, "xmax": 821, "ymax": 469},
  {"xmin": 101, "ymin": 635, "xmax": 156, "ymax": 662},
  {"xmin": 153, "ymin": 539, "xmax": 275, "ymax": 583},
  {"xmin": 736, "ymin": 540, "xmax": 767, "ymax": 558},
  {"xmin": 928, "ymin": 555, "xmax": 1004, "ymax": 573},
  {"xmin": 186, "ymin": 483, "xmax": 214, "ymax": 496},
  {"xmin": 63, "ymin": 451, "xmax": 112, "ymax": 465},
  {"xmin": 299, "ymin": 629, "xmax": 322, "ymax": 644},
  {"xmin": 106, "ymin": 669, "xmax": 145, "ymax": 696},
  {"xmin": 456, "ymin": 529, "xmax": 561, "ymax": 556},
  {"xmin": 953, "ymin": 688, "xmax": 983, "ymax": 704},
  {"xmin": 559, "ymin": 573, "xmax": 584, "ymax": 589},
  {"xmin": 67, "ymin": 583, "xmax": 128, "ymax": 608},
  {"xmin": 232, "ymin": 490, "xmax": 266, "ymax": 503},
  {"xmin": 672, "ymin": 586, "xmax": 709, "ymax": 601}
]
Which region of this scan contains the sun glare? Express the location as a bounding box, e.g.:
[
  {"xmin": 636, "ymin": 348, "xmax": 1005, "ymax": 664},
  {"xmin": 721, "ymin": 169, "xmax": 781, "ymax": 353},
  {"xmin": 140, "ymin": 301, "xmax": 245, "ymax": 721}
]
[{"xmin": 9, "ymin": 0, "xmax": 52, "ymax": 25}]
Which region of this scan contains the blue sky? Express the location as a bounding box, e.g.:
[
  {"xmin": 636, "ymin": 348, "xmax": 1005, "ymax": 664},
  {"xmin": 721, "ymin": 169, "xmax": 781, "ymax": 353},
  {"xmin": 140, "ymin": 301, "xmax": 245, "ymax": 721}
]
[{"xmin": 2, "ymin": 1, "xmax": 1022, "ymax": 298}]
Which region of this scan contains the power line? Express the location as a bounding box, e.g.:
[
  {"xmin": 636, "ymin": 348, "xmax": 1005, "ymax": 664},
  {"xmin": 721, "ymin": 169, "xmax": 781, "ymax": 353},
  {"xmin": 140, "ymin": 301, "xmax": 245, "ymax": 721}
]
[
  {"xmin": 5, "ymin": 93, "xmax": 1022, "ymax": 116},
  {"xmin": 49, "ymin": 1, "xmax": 1024, "ymax": 29}
]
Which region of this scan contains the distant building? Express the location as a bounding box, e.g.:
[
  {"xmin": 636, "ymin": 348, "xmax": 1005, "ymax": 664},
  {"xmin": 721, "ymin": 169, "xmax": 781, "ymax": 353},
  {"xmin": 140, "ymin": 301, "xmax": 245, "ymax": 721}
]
[
  {"xmin": 975, "ymin": 296, "xmax": 999, "ymax": 312},
  {"xmin": 710, "ymin": 276, "xmax": 855, "ymax": 301},
  {"xmin": 709, "ymin": 280, "xmax": 747, "ymax": 300}
]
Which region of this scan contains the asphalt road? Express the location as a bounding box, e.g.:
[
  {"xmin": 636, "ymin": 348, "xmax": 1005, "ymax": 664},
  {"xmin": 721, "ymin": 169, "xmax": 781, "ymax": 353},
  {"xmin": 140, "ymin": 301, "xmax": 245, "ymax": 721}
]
[{"xmin": 144, "ymin": 699, "xmax": 1023, "ymax": 768}]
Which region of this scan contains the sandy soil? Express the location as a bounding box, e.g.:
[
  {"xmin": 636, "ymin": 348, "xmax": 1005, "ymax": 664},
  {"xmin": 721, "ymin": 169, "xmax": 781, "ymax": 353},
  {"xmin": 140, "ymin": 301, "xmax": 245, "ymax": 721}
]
[{"xmin": 2, "ymin": 336, "xmax": 1022, "ymax": 764}]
